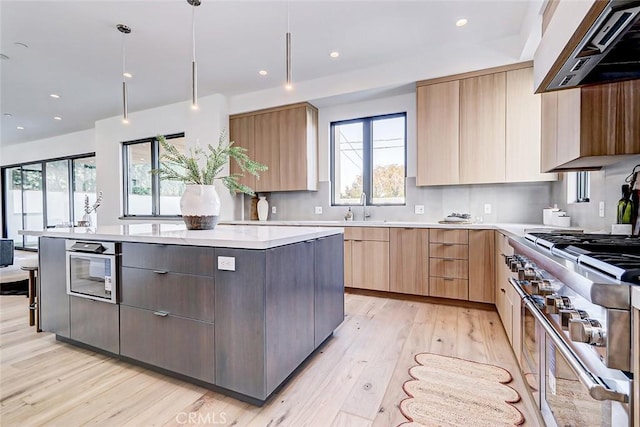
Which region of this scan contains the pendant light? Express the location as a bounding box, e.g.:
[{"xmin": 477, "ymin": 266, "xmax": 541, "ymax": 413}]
[
  {"xmin": 285, "ymin": 1, "xmax": 293, "ymax": 91},
  {"xmin": 187, "ymin": 0, "xmax": 201, "ymax": 110},
  {"xmin": 117, "ymin": 24, "xmax": 131, "ymax": 123}
]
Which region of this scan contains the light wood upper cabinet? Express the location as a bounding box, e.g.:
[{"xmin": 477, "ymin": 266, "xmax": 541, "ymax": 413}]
[
  {"xmin": 541, "ymin": 80, "xmax": 640, "ymax": 171},
  {"xmin": 389, "ymin": 228, "xmax": 429, "ymax": 296},
  {"xmin": 254, "ymin": 111, "xmax": 281, "ymax": 192},
  {"xmin": 416, "ymin": 63, "xmax": 556, "ymax": 186},
  {"xmin": 230, "ymin": 103, "xmax": 318, "ymax": 192},
  {"xmin": 229, "ymin": 115, "xmax": 256, "ymax": 189},
  {"xmin": 460, "ymin": 72, "xmax": 506, "ymax": 184},
  {"xmin": 416, "ymin": 81, "xmax": 460, "ymax": 186},
  {"xmin": 468, "ymin": 230, "xmax": 495, "ymax": 304},
  {"xmin": 505, "ymin": 68, "xmax": 557, "ymax": 182}
]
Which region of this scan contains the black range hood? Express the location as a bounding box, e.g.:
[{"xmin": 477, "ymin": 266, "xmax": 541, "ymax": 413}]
[{"xmin": 546, "ymin": 0, "xmax": 640, "ymax": 91}]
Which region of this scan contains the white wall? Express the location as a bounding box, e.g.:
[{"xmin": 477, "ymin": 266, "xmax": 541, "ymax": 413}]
[
  {"xmin": 1, "ymin": 94, "xmax": 234, "ymax": 228},
  {"xmin": 94, "ymin": 94, "xmax": 231, "ymax": 226}
]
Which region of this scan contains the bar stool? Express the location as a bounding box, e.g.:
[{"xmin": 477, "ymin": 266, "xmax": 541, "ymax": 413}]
[{"xmin": 19, "ymin": 258, "xmax": 40, "ymax": 332}]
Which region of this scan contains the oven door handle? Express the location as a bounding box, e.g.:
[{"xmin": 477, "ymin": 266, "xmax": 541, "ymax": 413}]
[{"xmin": 523, "ymin": 298, "xmax": 629, "ymax": 403}]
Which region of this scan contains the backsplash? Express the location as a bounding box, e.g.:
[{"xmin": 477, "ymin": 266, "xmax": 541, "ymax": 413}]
[
  {"xmin": 553, "ymin": 156, "xmax": 640, "ymax": 232},
  {"xmin": 245, "ymin": 177, "xmax": 554, "ymax": 224}
]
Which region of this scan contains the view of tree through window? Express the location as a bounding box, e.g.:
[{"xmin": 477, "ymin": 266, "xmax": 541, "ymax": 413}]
[{"xmin": 332, "ymin": 113, "xmax": 406, "ymax": 205}]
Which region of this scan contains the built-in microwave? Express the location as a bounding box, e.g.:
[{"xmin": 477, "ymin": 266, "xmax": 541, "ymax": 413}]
[{"xmin": 65, "ymin": 240, "xmax": 120, "ymax": 303}]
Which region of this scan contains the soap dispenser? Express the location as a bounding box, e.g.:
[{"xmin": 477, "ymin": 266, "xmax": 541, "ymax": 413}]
[{"xmin": 345, "ymin": 207, "xmax": 353, "ymax": 221}]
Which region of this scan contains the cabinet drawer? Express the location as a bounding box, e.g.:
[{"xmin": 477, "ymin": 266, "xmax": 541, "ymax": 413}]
[
  {"xmin": 429, "ymin": 229, "xmax": 468, "ymax": 244},
  {"xmin": 429, "ymin": 277, "xmax": 469, "ymax": 300},
  {"xmin": 121, "ymin": 267, "xmax": 215, "ymax": 322},
  {"xmin": 344, "ymin": 227, "xmax": 389, "ymax": 242},
  {"xmin": 121, "ymin": 243, "xmax": 214, "ymax": 276},
  {"xmin": 429, "ymin": 243, "xmax": 468, "ymax": 260},
  {"xmin": 70, "ymin": 296, "xmax": 119, "ymax": 354},
  {"xmin": 429, "ymin": 258, "xmax": 469, "ymax": 279},
  {"xmin": 120, "ymin": 305, "xmax": 215, "ymax": 383}
]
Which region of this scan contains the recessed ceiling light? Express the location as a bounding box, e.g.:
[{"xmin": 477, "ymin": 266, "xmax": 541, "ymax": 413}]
[
  {"xmin": 123, "ymin": 72, "xmax": 133, "ymax": 78},
  {"xmin": 3, "ymin": 113, "xmax": 12, "ymax": 117},
  {"xmin": 330, "ymin": 51, "xmax": 340, "ymax": 58},
  {"xmin": 53, "ymin": 116, "xmax": 62, "ymax": 121},
  {"xmin": 14, "ymin": 42, "xmax": 29, "ymax": 48},
  {"xmin": 17, "ymin": 126, "xmax": 25, "ymax": 130},
  {"xmin": 456, "ymin": 18, "xmax": 468, "ymax": 27},
  {"xmin": 259, "ymin": 70, "xmax": 268, "ymax": 76},
  {"xmin": 50, "ymin": 93, "xmax": 60, "ymax": 99}
]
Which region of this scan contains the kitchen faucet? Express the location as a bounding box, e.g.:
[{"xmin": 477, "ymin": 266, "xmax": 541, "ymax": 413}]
[{"xmin": 359, "ymin": 192, "xmax": 370, "ymax": 221}]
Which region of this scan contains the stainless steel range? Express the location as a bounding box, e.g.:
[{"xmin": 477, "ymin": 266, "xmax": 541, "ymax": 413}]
[{"xmin": 507, "ymin": 232, "xmax": 636, "ymax": 427}]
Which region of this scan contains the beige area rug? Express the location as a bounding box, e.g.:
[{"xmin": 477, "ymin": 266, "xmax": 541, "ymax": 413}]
[{"xmin": 399, "ymin": 353, "xmax": 525, "ymax": 427}]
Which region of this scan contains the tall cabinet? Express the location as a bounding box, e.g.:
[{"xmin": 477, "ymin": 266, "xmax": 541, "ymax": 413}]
[
  {"xmin": 416, "ymin": 63, "xmax": 557, "ymax": 185},
  {"xmin": 229, "ymin": 103, "xmax": 318, "ymax": 192}
]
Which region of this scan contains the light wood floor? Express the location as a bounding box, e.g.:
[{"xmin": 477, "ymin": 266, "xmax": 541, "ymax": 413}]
[{"xmin": 0, "ymin": 292, "xmax": 540, "ymax": 426}]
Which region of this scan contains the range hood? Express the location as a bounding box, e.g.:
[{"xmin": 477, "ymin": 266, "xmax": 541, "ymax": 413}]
[{"xmin": 546, "ymin": 0, "xmax": 640, "ymax": 91}]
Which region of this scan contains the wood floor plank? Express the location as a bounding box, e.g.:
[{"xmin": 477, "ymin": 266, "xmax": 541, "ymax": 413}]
[{"xmin": 0, "ymin": 291, "xmax": 540, "ymax": 426}]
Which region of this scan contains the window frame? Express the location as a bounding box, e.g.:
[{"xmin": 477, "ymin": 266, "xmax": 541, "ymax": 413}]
[
  {"xmin": 121, "ymin": 132, "xmax": 185, "ymax": 218},
  {"xmin": 330, "ymin": 112, "xmax": 407, "ymax": 207},
  {"xmin": 1, "ymin": 152, "xmax": 95, "ymax": 249}
]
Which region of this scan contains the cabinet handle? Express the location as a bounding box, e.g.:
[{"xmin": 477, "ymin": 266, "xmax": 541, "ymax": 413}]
[
  {"xmin": 153, "ymin": 311, "xmax": 169, "ymax": 317},
  {"xmin": 443, "ymin": 258, "xmax": 455, "ymax": 262},
  {"xmin": 153, "ymin": 270, "xmax": 168, "ymax": 274},
  {"xmin": 443, "ymin": 243, "xmax": 454, "ymax": 246},
  {"xmin": 500, "ymin": 288, "xmax": 506, "ymax": 293},
  {"xmin": 443, "ymin": 277, "xmax": 455, "ymax": 281}
]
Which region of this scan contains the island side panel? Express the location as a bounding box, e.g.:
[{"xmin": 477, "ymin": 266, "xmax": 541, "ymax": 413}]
[
  {"xmin": 214, "ymin": 248, "xmax": 267, "ymax": 400},
  {"xmin": 39, "ymin": 237, "xmax": 70, "ymax": 338},
  {"xmin": 314, "ymin": 234, "xmax": 345, "ymax": 347},
  {"xmin": 265, "ymin": 240, "xmax": 315, "ymax": 396}
]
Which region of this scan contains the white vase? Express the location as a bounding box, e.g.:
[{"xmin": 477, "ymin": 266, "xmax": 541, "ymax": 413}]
[
  {"xmin": 180, "ymin": 184, "xmax": 221, "ymax": 230},
  {"xmin": 257, "ymin": 196, "xmax": 269, "ymax": 221}
]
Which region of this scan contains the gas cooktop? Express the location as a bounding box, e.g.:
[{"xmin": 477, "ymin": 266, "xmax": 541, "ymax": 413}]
[{"xmin": 524, "ymin": 232, "xmax": 640, "ymax": 284}]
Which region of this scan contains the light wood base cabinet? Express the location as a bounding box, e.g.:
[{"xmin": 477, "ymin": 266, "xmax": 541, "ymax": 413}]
[
  {"xmin": 469, "ymin": 230, "xmax": 495, "ymax": 304},
  {"xmin": 344, "ymin": 227, "xmax": 389, "ymax": 292},
  {"xmin": 429, "ymin": 229, "xmax": 469, "ymax": 300},
  {"xmin": 389, "ymin": 228, "xmax": 429, "ymax": 295}
]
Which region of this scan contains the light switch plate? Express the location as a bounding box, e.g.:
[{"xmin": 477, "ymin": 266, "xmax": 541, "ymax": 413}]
[
  {"xmin": 315, "ymin": 206, "xmax": 323, "ymax": 214},
  {"xmin": 414, "ymin": 205, "xmax": 425, "ymax": 214},
  {"xmin": 218, "ymin": 256, "xmax": 236, "ymax": 271},
  {"xmin": 484, "ymin": 203, "xmax": 492, "ymax": 214},
  {"xmin": 599, "ymin": 201, "xmax": 605, "ymax": 217},
  {"xmin": 272, "ymin": 206, "xmax": 277, "ymax": 214}
]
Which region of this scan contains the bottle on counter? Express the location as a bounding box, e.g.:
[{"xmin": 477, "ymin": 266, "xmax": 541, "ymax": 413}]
[
  {"xmin": 345, "ymin": 207, "xmax": 353, "ymax": 221},
  {"xmin": 617, "ymin": 184, "xmax": 634, "ymax": 224}
]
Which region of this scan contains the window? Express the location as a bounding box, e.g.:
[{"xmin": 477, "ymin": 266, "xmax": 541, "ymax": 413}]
[
  {"xmin": 331, "ymin": 113, "xmax": 406, "ymax": 205},
  {"xmin": 567, "ymin": 171, "xmax": 590, "ymax": 203},
  {"xmin": 122, "ymin": 133, "xmax": 186, "ymax": 217},
  {"xmin": 1, "ymin": 153, "xmax": 95, "ymax": 249}
]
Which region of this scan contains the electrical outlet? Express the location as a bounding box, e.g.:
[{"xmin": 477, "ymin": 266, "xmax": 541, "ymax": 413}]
[
  {"xmin": 271, "ymin": 206, "xmax": 277, "ymax": 214},
  {"xmin": 217, "ymin": 256, "xmax": 236, "ymax": 271},
  {"xmin": 414, "ymin": 205, "xmax": 425, "ymax": 214},
  {"xmin": 599, "ymin": 201, "xmax": 605, "ymax": 217},
  {"xmin": 484, "ymin": 203, "xmax": 492, "ymax": 214},
  {"xmin": 315, "ymin": 206, "xmax": 323, "ymax": 214}
]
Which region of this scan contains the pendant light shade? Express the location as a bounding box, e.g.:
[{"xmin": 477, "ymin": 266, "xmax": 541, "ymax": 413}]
[
  {"xmin": 188, "ymin": 0, "xmax": 201, "ymax": 109},
  {"xmin": 285, "ymin": 2, "xmax": 292, "ymax": 90},
  {"xmin": 117, "ymin": 24, "xmax": 131, "ymax": 123}
]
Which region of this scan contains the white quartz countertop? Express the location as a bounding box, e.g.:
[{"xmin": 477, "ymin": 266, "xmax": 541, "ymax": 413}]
[
  {"xmin": 222, "ymin": 220, "xmax": 576, "ymax": 238},
  {"xmin": 20, "ymin": 224, "xmax": 343, "ymax": 250},
  {"xmin": 633, "ymin": 286, "xmax": 640, "ymax": 311}
]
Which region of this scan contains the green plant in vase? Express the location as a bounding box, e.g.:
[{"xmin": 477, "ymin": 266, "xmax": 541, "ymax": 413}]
[{"xmin": 153, "ymin": 130, "xmax": 267, "ymax": 230}]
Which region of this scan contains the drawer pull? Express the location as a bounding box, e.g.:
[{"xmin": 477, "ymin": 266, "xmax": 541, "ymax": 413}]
[
  {"xmin": 153, "ymin": 311, "xmax": 169, "ymax": 317},
  {"xmin": 153, "ymin": 270, "xmax": 168, "ymax": 274},
  {"xmin": 443, "ymin": 277, "xmax": 455, "ymax": 281},
  {"xmin": 443, "ymin": 243, "xmax": 454, "ymax": 246},
  {"xmin": 444, "ymin": 258, "xmax": 455, "ymax": 262},
  {"xmin": 500, "ymin": 288, "xmax": 506, "ymax": 293}
]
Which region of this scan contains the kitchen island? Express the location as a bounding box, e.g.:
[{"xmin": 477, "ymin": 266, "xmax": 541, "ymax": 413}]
[{"xmin": 32, "ymin": 224, "xmax": 344, "ymax": 404}]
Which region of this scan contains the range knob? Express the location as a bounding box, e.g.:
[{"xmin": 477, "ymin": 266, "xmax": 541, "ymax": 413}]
[
  {"xmin": 518, "ymin": 267, "xmax": 537, "ymax": 281},
  {"xmin": 545, "ymin": 295, "xmax": 572, "ymax": 314},
  {"xmin": 559, "ymin": 309, "xmax": 589, "ymax": 330},
  {"xmin": 568, "ymin": 318, "xmax": 606, "ymax": 346},
  {"xmin": 529, "ymin": 280, "xmax": 555, "ymax": 296}
]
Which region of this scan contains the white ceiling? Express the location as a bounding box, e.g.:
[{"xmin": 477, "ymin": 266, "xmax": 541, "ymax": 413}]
[{"xmin": 0, "ymin": 0, "xmax": 540, "ymax": 147}]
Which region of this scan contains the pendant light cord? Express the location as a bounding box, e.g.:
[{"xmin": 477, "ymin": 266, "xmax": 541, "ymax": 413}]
[{"xmin": 285, "ymin": 1, "xmax": 292, "ymax": 90}]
